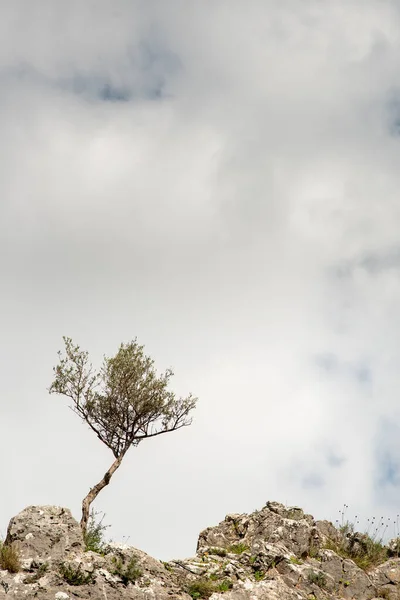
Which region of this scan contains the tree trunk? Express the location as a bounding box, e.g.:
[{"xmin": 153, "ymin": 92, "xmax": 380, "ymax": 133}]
[{"xmin": 80, "ymin": 451, "xmax": 127, "ymax": 534}]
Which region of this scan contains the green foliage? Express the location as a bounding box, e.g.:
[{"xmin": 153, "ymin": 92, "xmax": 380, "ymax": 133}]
[
  {"xmin": 218, "ymin": 579, "xmax": 233, "ymax": 592},
  {"xmin": 83, "ymin": 509, "xmax": 110, "ymax": 554},
  {"xmin": 59, "ymin": 562, "xmax": 94, "ymax": 586},
  {"xmin": 308, "ymin": 545, "xmax": 319, "ymax": 559},
  {"xmin": 188, "ymin": 577, "xmax": 233, "ymax": 597},
  {"xmin": 0, "ymin": 541, "xmax": 21, "ymax": 573},
  {"xmin": 50, "ymin": 337, "xmax": 197, "ymax": 460},
  {"xmin": 209, "ymin": 547, "xmax": 227, "ymax": 557},
  {"xmin": 307, "ymin": 571, "xmax": 327, "ymax": 588},
  {"xmin": 324, "ymin": 529, "xmax": 387, "ymax": 570},
  {"xmin": 187, "ymin": 579, "xmax": 217, "ymax": 599},
  {"xmin": 227, "ymin": 543, "xmax": 250, "ymax": 554},
  {"xmin": 161, "ymin": 560, "xmax": 173, "ymax": 571},
  {"xmin": 289, "ymin": 556, "xmax": 303, "ymax": 565},
  {"xmin": 253, "ymin": 570, "xmax": 265, "ymax": 581},
  {"xmin": 111, "ymin": 555, "xmax": 142, "ymax": 585},
  {"xmin": 329, "ymin": 503, "xmax": 393, "ymax": 570},
  {"xmin": 24, "ymin": 562, "xmax": 49, "ymax": 583}
]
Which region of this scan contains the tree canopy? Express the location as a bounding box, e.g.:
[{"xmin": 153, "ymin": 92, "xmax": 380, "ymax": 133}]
[{"xmin": 50, "ymin": 336, "xmax": 197, "ymax": 531}]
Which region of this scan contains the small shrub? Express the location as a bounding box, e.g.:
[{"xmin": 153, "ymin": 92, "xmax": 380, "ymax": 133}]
[
  {"xmin": 59, "ymin": 562, "xmax": 94, "ymax": 586},
  {"xmin": 330, "ymin": 505, "xmax": 394, "ymax": 571},
  {"xmin": 161, "ymin": 560, "xmax": 173, "ymax": 572},
  {"xmin": 324, "ymin": 534, "xmax": 387, "ymax": 571},
  {"xmin": 209, "ymin": 547, "xmax": 227, "ymax": 557},
  {"xmin": 218, "ymin": 579, "xmax": 233, "ymax": 592},
  {"xmin": 111, "ymin": 555, "xmax": 142, "ymax": 585},
  {"xmin": 0, "ymin": 541, "xmax": 21, "ymax": 573},
  {"xmin": 83, "ymin": 509, "xmax": 110, "ymax": 554},
  {"xmin": 227, "ymin": 543, "xmax": 250, "ymax": 554},
  {"xmin": 187, "ymin": 579, "xmax": 217, "ymax": 599},
  {"xmin": 307, "ymin": 571, "xmax": 327, "ymax": 588},
  {"xmin": 24, "ymin": 562, "xmax": 49, "ymax": 583},
  {"xmin": 308, "ymin": 545, "xmax": 319, "ymax": 559}
]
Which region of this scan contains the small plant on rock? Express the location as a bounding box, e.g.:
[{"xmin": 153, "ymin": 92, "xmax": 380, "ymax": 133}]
[
  {"xmin": 83, "ymin": 509, "xmax": 110, "ymax": 554},
  {"xmin": 227, "ymin": 543, "xmax": 250, "ymax": 554},
  {"xmin": 59, "ymin": 562, "xmax": 94, "ymax": 586},
  {"xmin": 307, "ymin": 571, "xmax": 327, "ymax": 589},
  {"xmin": 254, "ymin": 570, "xmax": 265, "ymax": 581},
  {"xmin": 24, "ymin": 562, "xmax": 49, "ymax": 584},
  {"xmin": 308, "ymin": 545, "xmax": 320, "ymax": 559},
  {"xmin": 209, "ymin": 547, "xmax": 227, "ymax": 557},
  {"xmin": 0, "ymin": 541, "xmax": 21, "ymax": 573},
  {"xmin": 187, "ymin": 579, "xmax": 217, "ymax": 599},
  {"xmin": 111, "ymin": 555, "xmax": 142, "ymax": 585},
  {"xmin": 218, "ymin": 579, "xmax": 233, "ymax": 592}
]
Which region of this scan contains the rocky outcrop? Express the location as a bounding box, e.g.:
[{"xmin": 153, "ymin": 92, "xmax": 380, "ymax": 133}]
[
  {"xmin": 0, "ymin": 501, "xmax": 399, "ymax": 599},
  {"xmin": 5, "ymin": 506, "xmax": 83, "ymax": 562}
]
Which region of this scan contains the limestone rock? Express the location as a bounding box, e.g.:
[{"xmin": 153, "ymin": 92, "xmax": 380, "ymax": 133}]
[
  {"xmin": 1, "ymin": 501, "xmax": 400, "ymax": 599},
  {"xmin": 5, "ymin": 506, "xmax": 83, "ymax": 562}
]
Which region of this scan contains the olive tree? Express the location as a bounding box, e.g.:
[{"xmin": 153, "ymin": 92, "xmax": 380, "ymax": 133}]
[{"xmin": 49, "ymin": 336, "xmax": 197, "ymax": 534}]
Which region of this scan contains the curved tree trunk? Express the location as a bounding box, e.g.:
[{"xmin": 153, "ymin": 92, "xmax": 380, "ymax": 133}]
[{"xmin": 81, "ymin": 451, "xmax": 127, "ymax": 534}]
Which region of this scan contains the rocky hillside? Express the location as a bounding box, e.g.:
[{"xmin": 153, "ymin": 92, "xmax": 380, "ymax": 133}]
[{"xmin": 1, "ymin": 501, "xmax": 400, "ymax": 599}]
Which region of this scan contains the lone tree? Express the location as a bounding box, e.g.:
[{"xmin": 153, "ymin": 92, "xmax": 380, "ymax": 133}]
[{"xmin": 49, "ymin": 337, "xmax": 197, "ymax": 534}]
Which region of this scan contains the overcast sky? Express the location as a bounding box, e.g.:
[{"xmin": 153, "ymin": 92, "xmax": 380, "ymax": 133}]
[{"xmin": 2, "ymin": 0, "xmax": 400, "ymax": 560}]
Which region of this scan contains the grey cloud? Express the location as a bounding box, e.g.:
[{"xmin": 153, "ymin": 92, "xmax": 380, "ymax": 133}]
[
  {"xmin": 314, "ymin": 353, "xmax": 372, "ymax": 385},
  {"xmin": 302, "ymin": 474, "xmax": 325, "ymax": 489}
]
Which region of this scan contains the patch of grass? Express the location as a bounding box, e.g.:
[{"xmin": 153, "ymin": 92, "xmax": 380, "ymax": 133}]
[
  {"xmin": 24, "ymin": 562, "xmax": 49, "ymax": 584},
  {"xmin": 161, "ymin": 560, "xmax": 173, "ymax": 572},
  {"xmin": 0, "ymin": 541, "xmax": 21, "ymax": 573},
  {"xmin": 111, "ymin": 555, "xmax": 142, "ymax": 585},
  {"xmin": 83, "ymin": 509, "xmax": 110, "ymax": 554},
  {"xmin": 309, "ymin": 544, "xmax": 321, "ymax": 559},
  {"xmin": 307, "ymin": 571, "xmax": 327, "ymax": 589},
  {"xmin": 59, "ymin": 562, "xmax": 94, "ymax": 586},
  {"xmin": 324, "ymin": 534, "xmax": 387, "ymax": 571},
  {"xmin": 254, "ymin": 570, "xmax": 265, "ymax": 581},
  {"xmin": 227, "ymin": 543, "xmax": 250, "ymax": 554},
  {"xmin": 218, "ymin": 579, "xmax": 233, "ymax": 592},
  {"xmin": 322, "ymin": 504, "xmax": 394, "ymax": 571},
  {"xmin": 187, "ymin": 579, "xmax": 217, "ymax": 599},
  {"xmin": 289, "ymin": 556, "xmax": 303, "ymax": 565},
  {"xmin": 209, "ymin": 547, "xmax": 227, "ymax": 557}
]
